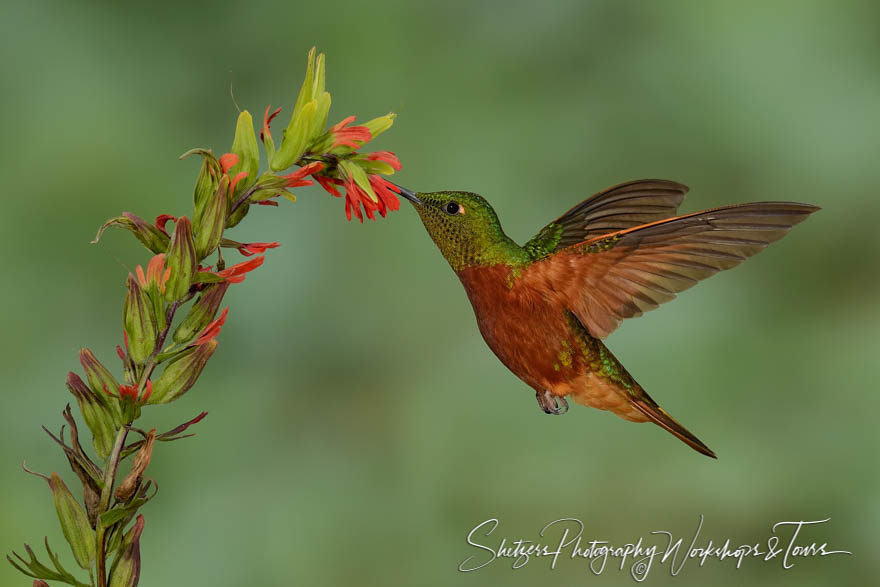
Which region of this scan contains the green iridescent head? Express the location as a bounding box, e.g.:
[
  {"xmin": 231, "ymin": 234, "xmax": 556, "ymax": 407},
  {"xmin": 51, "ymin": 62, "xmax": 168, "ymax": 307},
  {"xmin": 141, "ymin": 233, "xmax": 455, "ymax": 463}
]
[{"xmin": 397, "ymin": 188, "xmax": 524, "ymax": 271}]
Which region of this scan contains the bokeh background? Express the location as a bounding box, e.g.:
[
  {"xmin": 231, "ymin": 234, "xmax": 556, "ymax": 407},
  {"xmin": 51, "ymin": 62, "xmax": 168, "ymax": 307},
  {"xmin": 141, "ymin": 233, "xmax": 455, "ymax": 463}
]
[{"xmin": 1, "ymin": 1, "xmax": 877, "ymax": 585}]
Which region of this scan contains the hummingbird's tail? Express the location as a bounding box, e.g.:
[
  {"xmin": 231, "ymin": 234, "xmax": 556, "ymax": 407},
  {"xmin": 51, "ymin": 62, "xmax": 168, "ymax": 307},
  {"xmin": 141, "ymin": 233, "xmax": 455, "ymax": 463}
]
[{"xmin": 628, "ymin": 392, "xmax": 717, "ymax": 459}]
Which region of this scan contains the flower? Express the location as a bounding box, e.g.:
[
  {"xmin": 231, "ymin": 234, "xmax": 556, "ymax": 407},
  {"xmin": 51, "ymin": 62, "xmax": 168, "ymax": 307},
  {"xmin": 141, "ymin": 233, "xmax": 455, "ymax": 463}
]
[
  {"xmin": 329, "ymin": 116, "xmax": 372, "ymax": 150},
  {"xmin": 219, "ymin": 152, "xmax": 248, "ymax": 193},
  {"xmin": 282, "ymin": 161, "xmax": 323, "ymax": 188},
  {"xmin": 369, "ymin": 175, "xmax": 402, "ymax": 217},
  {"xmin": 237, "ymin": 241, "xmax": 280, "ymax": 257},
  {"xmin": 312, "ymin": 171, "xmax": 402, "ymax": 222},
  {"xmin": 253, "ymin": 162, "xmax": 324, "ymax": 207},
  {"xmin": 154, "ymin": 214, "xmax": 177, "ymax": 237},
  {"xmin": 367, "ymin": 151, "xmax": 402, "ymax": 171},
  {"xmin": 314, "ymin": 175, "xmax": 343, "ymax": 198},
  {"xmin": 342, "ymin": 176, "xmax": 376, "ymax": 222},
  {"xmin": 135, "ymin": 254, "xmax": 171, "ymax": 294},
  {"xmin": 194, "ymin": 307, "xmax": 228, "ymax": 346},
  {"xmin": 218, "ymin": 153, "xmax": 238, "ymax": 174},
  {"xmin": 261, "ymin": 104, "xmax": 282, "ymax": 143},
  {"xmin": 117, "ymin": 380, "xmax": 153, "ymax": 403},
  {"xmin": 214, "ymin": 256, "xmax": 265, "ymax": 284}
]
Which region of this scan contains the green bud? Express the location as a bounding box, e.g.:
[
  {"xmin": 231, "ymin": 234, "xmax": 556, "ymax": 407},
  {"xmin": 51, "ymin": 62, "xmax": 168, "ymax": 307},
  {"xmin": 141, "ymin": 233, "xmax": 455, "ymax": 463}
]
[
  {"xmin": 308, "ymin": 53, "xmax": 330, "ymax": 138},
  {"xmin": 163, "ymin": 217, "xmax": 197, "ymax": 302},
  {"xmin": 108, "ymin": 515, "xmax": 144, "ymax": 587},
  {"xmin": 311, "ymin": 91, "xmax": 332, "ymax": 139},
  {"xmin": 244, "ymin": 172, "xmax": 291, "ymax": 205},
  {"xmin": 229, "ymin": 111, "xmax": 259, "ymax": 194},
  {"xmin": 293, "ymin": 47, "xmax": 318, "ymax": 115},
  {"xmin": 271, "ymin": 47, "xmax": 330, "ymax": 170},
  {"xmin": 78, "ymin": 348, "xmax": 124, "ymax": 421},
  {"xmin": 313, "ymin": 51, "xmax": 326, "ymax": 98},
  {"xmin": 173, "ymin": 282, "xmax": 230, "ymax": 344},
  {"xmin": 92, "ymin": 212, "xmax": 170, "ymax": 254},
  {"xmin": 271, "ymin": 99, "xmax": 317, "ymax": 171},
  {"xmin": 48, "ymin": 473, "xmax": 96, "ymax": 570},
  {"xmin": 66, "ymin": 372, "xmax": 117, "ymax": 459},
  {"xmin": 123, "ymin": 276, "xmax": 158, "ymax": 364},
  {"xmin": 195, "ymin": 176, "xmax": 228, "ymax": 260},
  {"xmin": 147, "ymin": 340, "xmax": 217, "ymax": 404},
  {"xmin": 356, "ymin": 157, "xmax": 396, "ymax": 176},
  {"xmin": 180, "ymin": 148, "xmax": 221, "ymax": 227},
  {"xmin": 362, "ymin": 112, "xmax": 396, "ymax": 140}
]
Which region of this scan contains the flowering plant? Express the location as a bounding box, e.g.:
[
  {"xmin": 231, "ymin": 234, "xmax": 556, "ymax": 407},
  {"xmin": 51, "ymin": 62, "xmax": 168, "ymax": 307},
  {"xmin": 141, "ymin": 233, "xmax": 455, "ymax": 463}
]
[{"xmin": 8, "ymin": 47, "xmax": 403, "ymax": 587}]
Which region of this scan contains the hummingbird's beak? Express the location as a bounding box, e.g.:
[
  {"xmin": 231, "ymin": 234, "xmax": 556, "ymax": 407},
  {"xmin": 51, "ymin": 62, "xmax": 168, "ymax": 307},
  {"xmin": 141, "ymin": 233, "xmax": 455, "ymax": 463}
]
[{"xmin": 391, "ymin": 183, "xmax": 422, "ymax": 206}]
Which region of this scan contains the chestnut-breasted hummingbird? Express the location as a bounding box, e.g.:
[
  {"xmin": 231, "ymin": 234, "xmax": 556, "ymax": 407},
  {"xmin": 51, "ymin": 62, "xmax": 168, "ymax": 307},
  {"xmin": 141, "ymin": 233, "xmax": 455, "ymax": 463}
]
[{"xmin": 394, "ymin": 180, "xmax": 818, "ymax": 458}]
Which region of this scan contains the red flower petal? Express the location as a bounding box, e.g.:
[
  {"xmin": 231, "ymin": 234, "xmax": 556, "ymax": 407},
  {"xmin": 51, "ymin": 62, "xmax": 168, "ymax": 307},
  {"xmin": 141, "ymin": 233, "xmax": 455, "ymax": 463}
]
[
  {"xmin": 367, "ymin": 151, "xmax": 402, "ymax": 171},
  {"xmin": 141, "ymin": 380, "xmax": 153, "ymax": 403},
  {"xmin": 135, "ymin": 265, "xmax": 147, "ymax": 288},
  {"xmin": 283, "ymin": 162, "xmax": 324, "ymax": 188},
  {"xmin": 328, "ymin": 116, "xmax": 372, "ymax": 150},
  {"xmin": 261, "ymin": 105, "xmax": 282, "ymax": 142},
  {"xmin": 315, "ymin": 175, "xmax": 343, "ymax": 198},
  {"xmin": 118, "ymin": 384, "xmax": 138, "ymax": 401},
  {"xmin": 332, "ymin": 127, "xmax": 372, "ymax": 150},
  {"xmin": 343, "ymin": 177, "xmax": 361, "ymax": 222},
  {"xmin": 155, "ymin": 214, "xmax": 177, "ymax": 237},
  {"xmin": 229, "ymin": 171, "xmax": 249, "ymax": 193},
  {"xmin": 329, "ymin": 116, "xmax": 357, "ymax": 133},
  {"xmin": 219, "ymin": 153, "xmax": 239, "ymax": 174},
  {"xmin": 216, "ymin": 256, "xmax": 265, "ymax": 283},
  {"xmin": 195, "ymin": 307, "xmax": 229, "ymax": 346},
  {"xmin": 237, "ymin": 241, "xmax": 280, "ymax": 256},
  {"xmin": 370, "ymin": 175, "xmax": 401, "ymax": 213}
]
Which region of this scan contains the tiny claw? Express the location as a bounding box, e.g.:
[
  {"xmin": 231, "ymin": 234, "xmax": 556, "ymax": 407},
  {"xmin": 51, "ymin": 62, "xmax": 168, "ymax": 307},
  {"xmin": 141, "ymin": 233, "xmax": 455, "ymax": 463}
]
[
  {"xmin": 536, "ymin": 390, "xmax": 568, "ymax": 415},
  {"xmin": 557, "ymin": 395, "xmax": 569, "ymax": 414}
]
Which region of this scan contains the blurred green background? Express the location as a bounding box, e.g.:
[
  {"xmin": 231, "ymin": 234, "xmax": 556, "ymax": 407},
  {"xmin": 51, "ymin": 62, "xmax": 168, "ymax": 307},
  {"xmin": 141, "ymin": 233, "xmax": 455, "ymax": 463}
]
[{"xmin": 1, "ymin": 1, "xmax": 877, "ymax": 585}]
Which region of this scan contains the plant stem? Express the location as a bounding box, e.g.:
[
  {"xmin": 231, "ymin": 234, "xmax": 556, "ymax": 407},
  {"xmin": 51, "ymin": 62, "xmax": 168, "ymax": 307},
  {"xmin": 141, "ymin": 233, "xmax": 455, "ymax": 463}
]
[
  {"xmin": 230, "ymin": 184, "xmax": 260, "ymax": 216},
  {"xmin": 95, "ymin": 425, "xmax": 129, "ymax": 587},
  {"xmin": 138, "ymin": 299, "xmax": 182, "ymax": 387}
]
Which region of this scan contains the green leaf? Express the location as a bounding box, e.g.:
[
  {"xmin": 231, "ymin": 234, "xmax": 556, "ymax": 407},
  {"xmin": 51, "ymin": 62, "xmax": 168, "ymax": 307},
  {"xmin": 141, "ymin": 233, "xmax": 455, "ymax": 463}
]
[
  {"xmin": 100, "ymin": 498, "xmax": 149, "ymax": 529},
  {"xmin": 229, "ymin": 111, "xmax": 259, "ymax": 193},
  {"xmin": 48, "ymin": 474, "xmax": 96, "ymax": 570},
  {"xmin": 193, "ymin": 271, "xmax": 226, "ymax": 285},
  {"xmin": 91, "ymin": 213, "xmax": 170, "ymax": 254},
  {"xmin": 362, "ymin": 112, "xmax": 396, "ymax": 139},
  {"xmin": 340, "ymin": 161, "xmax": 378, "ymax": 203}
]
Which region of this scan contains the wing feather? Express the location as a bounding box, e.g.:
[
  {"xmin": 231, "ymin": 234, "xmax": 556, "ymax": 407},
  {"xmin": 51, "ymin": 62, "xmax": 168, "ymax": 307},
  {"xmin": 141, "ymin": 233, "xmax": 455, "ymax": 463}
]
[
  {"xmin": 523, "ymin": 179, "xmax": 689, "ymax": 258},
  {"xmin": 523, "ymin": 201, "xmax": 819, "ymax": 338}
]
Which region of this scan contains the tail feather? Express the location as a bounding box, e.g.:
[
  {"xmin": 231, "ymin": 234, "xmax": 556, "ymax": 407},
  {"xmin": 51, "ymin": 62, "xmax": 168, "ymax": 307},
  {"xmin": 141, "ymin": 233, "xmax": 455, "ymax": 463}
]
[{"xmin": 629, "ymin": 393, "xmax": 717, "ymax": 459}]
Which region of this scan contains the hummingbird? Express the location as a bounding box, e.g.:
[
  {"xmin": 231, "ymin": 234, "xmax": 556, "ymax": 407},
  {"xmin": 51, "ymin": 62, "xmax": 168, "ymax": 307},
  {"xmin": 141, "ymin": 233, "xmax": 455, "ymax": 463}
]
[{"xmin": 393, "ymin": 180, "xmax": 818, "ymax": 458}]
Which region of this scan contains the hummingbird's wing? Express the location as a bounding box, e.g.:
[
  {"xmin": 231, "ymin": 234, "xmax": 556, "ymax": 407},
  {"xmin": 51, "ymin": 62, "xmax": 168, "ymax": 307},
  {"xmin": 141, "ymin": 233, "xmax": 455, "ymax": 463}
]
[
  {"xmin": 523, "ymin": 179, "xmax": 688, "ymax": 259},
  {"xmin": 532, "ymin": 201, "xmax": 819, "ymax": 339}
]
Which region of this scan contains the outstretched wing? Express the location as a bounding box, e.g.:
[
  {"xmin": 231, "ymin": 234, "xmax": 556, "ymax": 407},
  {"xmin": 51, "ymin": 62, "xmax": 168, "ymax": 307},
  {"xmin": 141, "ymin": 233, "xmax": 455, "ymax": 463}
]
[
  {"xmin": 526, "ymin": 202, "xmax": 819, "ymax": 339},
  {"xmin": 523, "ymin": 179, "xmax": 689, "ymax": 259}
]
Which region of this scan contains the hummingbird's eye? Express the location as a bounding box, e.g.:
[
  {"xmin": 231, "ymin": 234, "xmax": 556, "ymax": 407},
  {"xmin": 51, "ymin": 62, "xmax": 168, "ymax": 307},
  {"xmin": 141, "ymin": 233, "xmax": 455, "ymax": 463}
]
[{"xmin": 444, "ymin": 202, "xmax": 461, "ymax": 215}]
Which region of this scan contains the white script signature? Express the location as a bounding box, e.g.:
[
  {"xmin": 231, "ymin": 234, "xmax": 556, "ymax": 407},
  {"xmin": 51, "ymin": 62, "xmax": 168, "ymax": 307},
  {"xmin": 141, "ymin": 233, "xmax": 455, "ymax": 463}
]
[{"xmin": 459, "ymin": 516, "xmax": 851, "ymax": 580}]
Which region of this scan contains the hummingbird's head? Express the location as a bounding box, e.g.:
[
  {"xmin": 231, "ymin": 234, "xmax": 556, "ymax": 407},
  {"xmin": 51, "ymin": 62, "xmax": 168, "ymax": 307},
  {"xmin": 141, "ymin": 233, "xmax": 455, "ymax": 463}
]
[{"xmin": 395, "ymin": 187, "xmax": 510, "ymax": 271}]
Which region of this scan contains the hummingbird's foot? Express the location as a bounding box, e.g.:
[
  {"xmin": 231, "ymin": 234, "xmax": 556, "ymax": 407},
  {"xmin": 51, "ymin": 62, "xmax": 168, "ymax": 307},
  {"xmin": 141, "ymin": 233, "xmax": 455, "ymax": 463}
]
[{"xmin": 537, "ymin": 391, "xmax": 569, "ymax": 415}]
